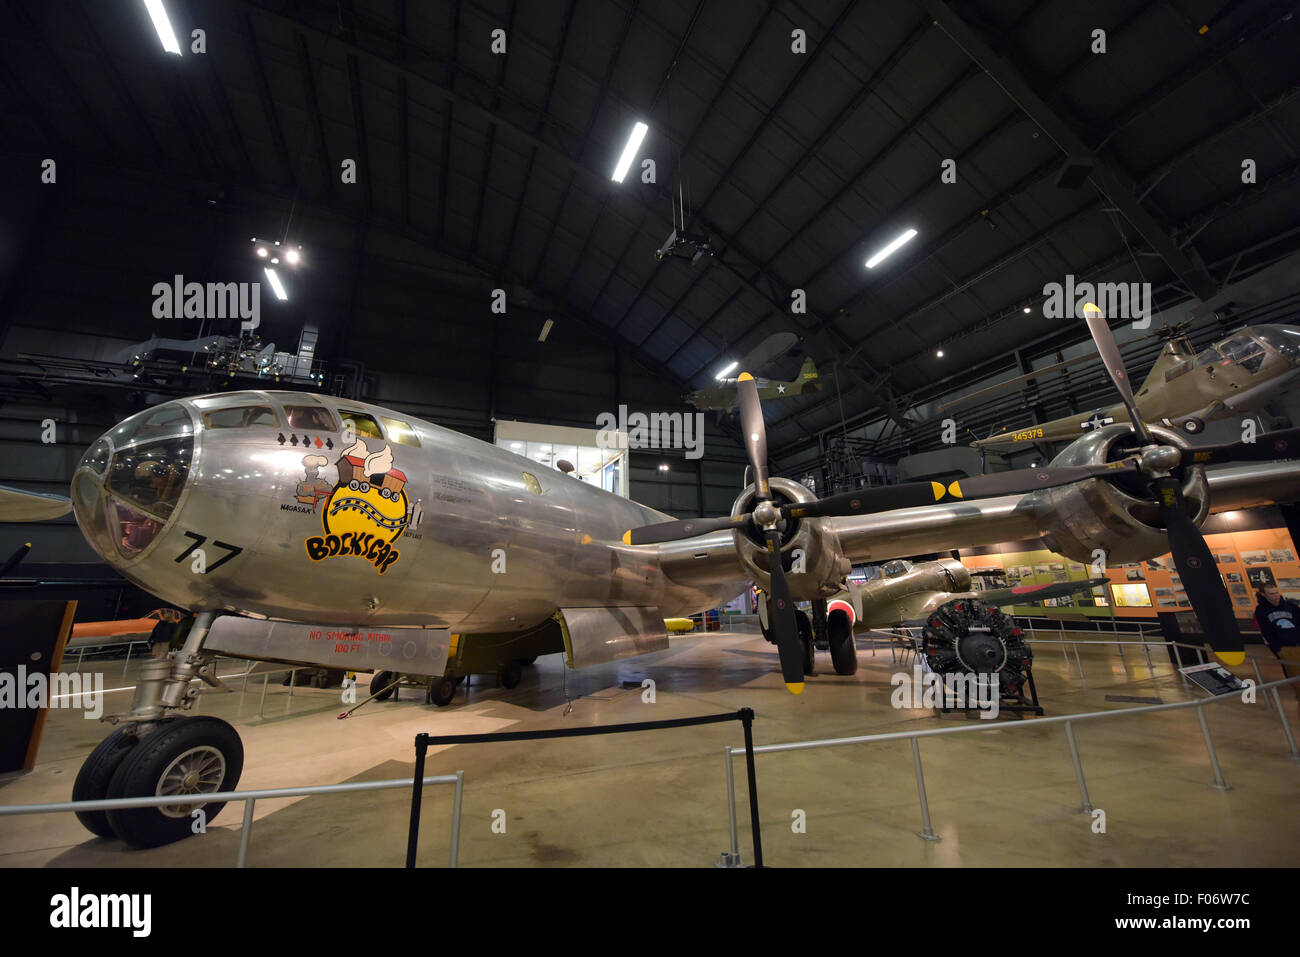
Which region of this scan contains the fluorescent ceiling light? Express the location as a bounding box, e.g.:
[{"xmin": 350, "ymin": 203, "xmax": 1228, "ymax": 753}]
[
  {"xmin": 143, "ymin": 0, "xmax": 183, "ymax": 55},
  {"xmin": 263, "ymin": 267, "xmax": 288, "ymax": 301},
  {"xmin": 864, "ymin": 228, "xmax": 918, "ymax": 269},
  {"xmin": 715, "ymin": 360, "xmax": 738, "ymax": 380},
  {"xmin": 611, "ymin": 122, "xmax": 649, "ymax": 183}
]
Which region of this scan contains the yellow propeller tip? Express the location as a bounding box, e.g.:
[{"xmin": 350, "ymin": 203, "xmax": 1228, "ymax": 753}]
[
  {"xmin": 947, "ymin": 480, "xmax": 963, "ymax": 498},
  {"xmin": 785, "ymin": 682, "xmax": 805, "ymax": 695},
  {"xmin": 621, "ymin": 531, "xmax": 632, "ymax": 545},
  {"xmin": 737, "ymin": 372, "xmax": 754, "ymax": 382},
  {"xmin": 1081, "ymin": 301, "xmax": 1102, "ymax": 317},
  {"xmin": 1215, "ymin": 651, "xmax": 1246, "ymax": 667}
]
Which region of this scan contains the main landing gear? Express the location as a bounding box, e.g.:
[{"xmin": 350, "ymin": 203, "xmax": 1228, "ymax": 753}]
[
  {"xmin": 72, "ymin": 611, "xmax": 243, "ymax": 848},
  {"xmin": 760, "ymin": 598, "xmax": 857, "ymax": 677}
]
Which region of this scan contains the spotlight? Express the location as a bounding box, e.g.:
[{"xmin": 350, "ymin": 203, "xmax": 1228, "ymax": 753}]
[
  {"xmin": 286, "ymin": 248, "xmax": 300, "ymax": 265},
  {"xmin": 936, "ymin": 350, "xmax": 944, "ymax": 358},
  {"xmin": 256, "ymin": 246, "xmax": 268, "ymax": 258}
]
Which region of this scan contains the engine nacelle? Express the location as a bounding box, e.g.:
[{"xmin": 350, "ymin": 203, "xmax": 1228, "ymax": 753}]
[
  {"xmin": 1032, "ymin": 424, "xmax": 1208, "ymax": 565},
  {"xmin": 731, "ymin": 477, "xmax": 851, "ymax": 600}
]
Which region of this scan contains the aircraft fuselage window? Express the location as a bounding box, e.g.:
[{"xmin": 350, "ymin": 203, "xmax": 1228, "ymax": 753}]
[
  {"xmin": 378, "ymin": 415, "xmax": 421, "ymax": 447},
  {"xmin": 339, "ymin": 410, "xmax": 384, "ymax": 440},
  {"xmin": 284, "ymin": 405, "xmax": 338, "ymax": 432},
  {"xmin": 202, "ymin": 406, "xmax": 279, "ymax": 429}
]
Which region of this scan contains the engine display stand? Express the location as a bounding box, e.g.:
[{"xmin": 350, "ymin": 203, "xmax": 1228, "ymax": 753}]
[{"xmin": 936, "ymin": 665, "xmax": 1044, "ymax": 718}]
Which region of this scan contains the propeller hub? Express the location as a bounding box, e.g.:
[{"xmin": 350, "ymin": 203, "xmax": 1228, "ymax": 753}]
[
  {"xmin": 1139, "ymin": 444, "xmax": 1182, "ymax": 476},
  {"xmin": 752, "ymin": 499, "xmax": 781, "ymax": 529}
]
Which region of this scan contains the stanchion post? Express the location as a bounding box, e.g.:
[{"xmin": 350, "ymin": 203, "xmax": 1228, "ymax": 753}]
[
  {"xmin": 1064, "ymin": 720, "xmax": 1093, "ymax": 813},
  {"xmin": 740, "ymin": 709, "xmax": 763, "ymax": 867},
  {"xmin": 407, "ymin": 733, "xmax": 429, "ymax": 868},
  {"xmin": 1253, "ymin": 658, "xmax": 1271, "ymax": 713},
  {"xmin": 720, "ymin": 745, "xmax": 741, "ymax": 867},
  {"xmin": 1195, "ymin": 703, "xmax": 1231, "ymax": 791},
  {"xmin": 910, "ymin": 738, "xmax": 941, "ymax": 842},
  {"xmin": 236, "ymin": 798, "xmax": 256, "ymax": 868},
  {"xmin": 449, "ymin": 770, "xmax": 463, "ymax": 868},
  {"xmin": 1270, "ymin": 686, "xmax": 1298, "ymax": 757}
]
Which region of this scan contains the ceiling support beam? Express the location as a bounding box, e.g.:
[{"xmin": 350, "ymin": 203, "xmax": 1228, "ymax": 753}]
[{"xmin": 920, "ymin": 0, "xmax": 1217, "ymax": 302}]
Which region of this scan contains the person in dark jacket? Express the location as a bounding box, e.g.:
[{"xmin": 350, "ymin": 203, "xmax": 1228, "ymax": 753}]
[{"xmin": 1256, "ymin": 585, "xmax": 1300, "ymax": 703}]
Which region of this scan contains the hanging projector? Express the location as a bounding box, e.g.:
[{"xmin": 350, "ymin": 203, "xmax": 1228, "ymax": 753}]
[{"xmin": 655, "ymin": 227, "xmax": 714, "ymax": 265}]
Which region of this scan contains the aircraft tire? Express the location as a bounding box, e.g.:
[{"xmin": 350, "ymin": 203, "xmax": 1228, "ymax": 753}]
[
  {"xmin": 1182, "ymin": 417, "xmax": 1205, "ymax": 434},
  {"xmin": 73, "ymin": 727, "xmax": 141, "ymax": 838},
  {"xmin": 370, "ymin": 671, "xmax": 396, "ymax": 701},
  {"xmin": 427, "ymin": 676, "xmax": 457, "ymax": 707},
  {"xmin": 499, "ymin": 661, "xmax": 523, "ymax": 689},
  {"xmin": 105, "ymin": 716, "xmax": 243, "ymax": 849},
  {"xmin": 827, "ymin": 613, "xmax": 858, "ymax": 676},
  {"xmin": 796, "ymin": 610, "xmax": 815, "ymax": 676}
]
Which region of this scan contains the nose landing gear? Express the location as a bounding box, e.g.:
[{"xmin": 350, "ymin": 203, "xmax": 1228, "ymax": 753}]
[{"xmin": 71, "ymin": 611, "xmax": 245, "ymax": 848}]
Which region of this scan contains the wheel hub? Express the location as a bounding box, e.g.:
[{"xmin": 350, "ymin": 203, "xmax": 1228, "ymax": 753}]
[{"xmin": 156, "ymin": 745, "xmax": 226, "ymax": 818}]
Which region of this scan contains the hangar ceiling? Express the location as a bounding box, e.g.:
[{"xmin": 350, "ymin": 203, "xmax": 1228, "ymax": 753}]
[{"xmin": 2, "ymin": 0, "xmax": 1299, "ymax": 467}]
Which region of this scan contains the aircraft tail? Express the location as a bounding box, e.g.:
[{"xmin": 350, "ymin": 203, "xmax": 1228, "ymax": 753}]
[{"xmin": 799, "ymin": 356, "xmax": 818, "ymax": 381}]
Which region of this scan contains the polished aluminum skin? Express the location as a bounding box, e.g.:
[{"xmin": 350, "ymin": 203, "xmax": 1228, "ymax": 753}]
[
  {"xmin": 70, "ymin": 392, "xmax": 1300, "ymax": 643},
  {"xmin": 70, "ymin": 391, "xmax": 745, "ymax": 632}
]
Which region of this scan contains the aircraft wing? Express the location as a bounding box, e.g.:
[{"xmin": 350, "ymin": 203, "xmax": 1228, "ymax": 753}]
[
  {"xmin": 656, "ymin": 462, "xmax": 1300, "ymax": 590},
  {"xmin": 0, "ymin": 485, "xmax": 73, "ymax": 521},
  {"xmin": 974, "ymin": 577, "xmax": 1109, "ymax": 608},
  {"xmin": 812, "ymin": 461, "xmax": 1300, "ymax": 567}
]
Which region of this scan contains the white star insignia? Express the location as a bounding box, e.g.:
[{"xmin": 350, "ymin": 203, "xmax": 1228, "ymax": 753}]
[{"xmin": 777, "ymin": 384, "xmax": 785, "ymax": 394}]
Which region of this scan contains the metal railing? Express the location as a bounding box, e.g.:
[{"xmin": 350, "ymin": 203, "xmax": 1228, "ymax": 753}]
[
  {"xmin": 0, "ymin": 772, "xmax": 465, "ymax": 868},
  {"xmin": 720, "ymin": 673, "xmax": 1300, "ymax": 864}
]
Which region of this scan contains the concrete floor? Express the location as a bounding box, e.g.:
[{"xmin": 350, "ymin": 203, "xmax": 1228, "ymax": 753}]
[{"xmin": 1, "ymin": 627, "xmax": 1297, "ymax": 867}]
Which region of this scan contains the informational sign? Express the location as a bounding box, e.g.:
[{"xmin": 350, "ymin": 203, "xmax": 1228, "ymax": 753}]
[{"xmin": 1179, "ymin": 661, "xmax": 1246, "ymax": 697}]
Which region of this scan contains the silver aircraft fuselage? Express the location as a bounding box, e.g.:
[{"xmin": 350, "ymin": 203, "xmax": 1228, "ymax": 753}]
[{"xmin": 70, "ymin": 390, "xmax": 746, "ymax": 632}]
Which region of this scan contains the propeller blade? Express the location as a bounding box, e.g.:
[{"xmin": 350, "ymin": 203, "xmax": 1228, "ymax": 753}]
[
  {"xmin": 763, "ymin": 528, "xmax": 806, "ymax": 693},
  {"xmin": 0, "ymin": 542, "xmax": 32, "ymax": 579},
  {"xmin": 1081, "ymin": 303, "xmax": 1154, "ymax": 445},
  {"xmin": 1179, "ymin": 426, "xmax": 1300, "ymax": 467},
  {"xmin": 623, "ymin": 513, "xmax": 749, "ymax": 546},
  {"xmin": 736, "ymin": 373, "xmax": 772, "ymax": 500},
  {"xmin": 782, "ymin": 460, "xmax": 1139, "ymax": 520},
  {"xmin": 950, "ymin": 460, "xmax": 1139, "ymax": 498},
  {"xmin": 1151, "ymin": 476, "xmax": 1244, "ymax": 664}
]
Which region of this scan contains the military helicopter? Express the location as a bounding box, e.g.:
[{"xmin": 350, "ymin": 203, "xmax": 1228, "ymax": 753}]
[
  {"xmin": 972, "ymin": 323, "xmax": 1300, "ymax": 448},
  {"xmin": 1, "ymin": 306, "xmax": 1297, "ymax": 849}
]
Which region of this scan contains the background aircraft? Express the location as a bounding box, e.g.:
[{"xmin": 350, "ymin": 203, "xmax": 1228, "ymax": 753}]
[
  {"xmin": 687, "ymin": 356, "xmax": 820, "ymax": 413},
  {"xmin": 971, "ymin": 323, "xmax": 1300, "ymax": 448},
  {"xmin": 0, "ymin": 308, "xmax": 1295, "ymax": 849},
  {"xmin": 761, "ymin": 559, "xmax": 1107, "ymax": 674},
  {"xmin": 686, "ymin": 331, "xmax": 821, "ymax": 412}
]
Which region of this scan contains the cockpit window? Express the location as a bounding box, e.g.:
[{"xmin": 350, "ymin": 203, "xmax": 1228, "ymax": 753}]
[
  {"xmin": 378, "ymin": 415, "xmax": 421, "ymax": 447},
  {"xmin": 882, "ymin": 559, "xmax": 912, "ymax": 578},
  {"xmin": 1195, "ymin": 347, "xmax": 1225, "ymax": 368},
  {"xmin": 1218, "ymin": 334, "xmax": 1266, "ymax": 373},
  {"xmin": 339, "ymin": 410, "xmax": 384, "ymax": 440},
  {"xmin": 284, "ymin": 405, "xmax": 337, "ymax": 431},
  {"xmin": 109, "ymin": 403, "xmax": 192, "ymax": 448},
  {"xmin": 107, "ymin": 436, "xmax": 192, "ymax": 520},
  {"xmin": 202, "ymin": 405, "xmax": 280, "ymax": 429}
]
